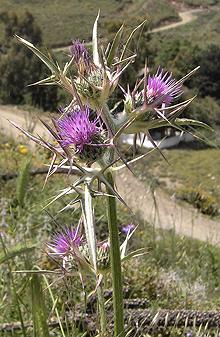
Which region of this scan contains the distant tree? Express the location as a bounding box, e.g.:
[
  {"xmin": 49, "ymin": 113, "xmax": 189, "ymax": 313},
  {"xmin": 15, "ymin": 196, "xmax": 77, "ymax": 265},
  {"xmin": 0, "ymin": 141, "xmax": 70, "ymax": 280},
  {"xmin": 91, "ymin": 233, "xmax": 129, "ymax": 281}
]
[
  {"xmin": 0, "ymin": 11, "xmax": 58, "ymax": 110},
  {"xmin": 185, "ymin": 95, "xmax": 220, "ymax": 126},
  {"xmin": 188, "ymin": 45, "xmax": 220, "ymax": 101},
  {"xmin": 154, "ymin": 38, "xmax": 182, "ymax": 69},
  {"xmin": 155, "ymin": 38, "xmax": 220, "ymax": 102},
  {"xmin": 154, "ymin": 37, "xmax": 201, "ymax": 78}
]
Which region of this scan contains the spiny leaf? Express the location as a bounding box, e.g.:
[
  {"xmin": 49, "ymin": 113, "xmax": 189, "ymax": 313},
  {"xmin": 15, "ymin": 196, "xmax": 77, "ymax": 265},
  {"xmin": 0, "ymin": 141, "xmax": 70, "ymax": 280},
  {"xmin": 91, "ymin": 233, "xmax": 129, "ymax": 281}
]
[
  {"xmin": 9, "ymin": 120, "xmax": 54, "ymax": 151},
  {"xmin": 81, "ymin": 180, "xmax": 97, "ymax": 271},
  {"xmin": 107, "ymin": 24, "xmax": 124, "ymax": 67},
  {"xmin": 121, "ymin": 248, "xmax": 146, "ymax": 263},
  {"xmin": 92, "ymin": 11, "xmax": 100, "ymax": 67},
  {"xmin": 123, "ymin": 118, "xmax": 213, "ymax": 134},
  {"xmin": 173, "ymin": 118, "xmax": 213, "ymax": 131},
  {"xmin": 120, "ymin": 20, "xmax": 147, "ymax": 61},
  {"xmin": 15, "ymin": 35, "xmax": 59, "ymax": 75},
  {"xmin": 27, "ymin": 75, "xmax": 57, "ymax": 87}
]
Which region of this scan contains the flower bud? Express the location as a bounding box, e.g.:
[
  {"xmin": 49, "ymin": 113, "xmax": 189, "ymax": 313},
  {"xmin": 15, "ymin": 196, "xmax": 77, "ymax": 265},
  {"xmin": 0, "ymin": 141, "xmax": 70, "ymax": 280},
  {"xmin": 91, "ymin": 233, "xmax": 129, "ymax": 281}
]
[{"xmin": 97, "ymin": 241, "xmax": 110, "ymax": 272}]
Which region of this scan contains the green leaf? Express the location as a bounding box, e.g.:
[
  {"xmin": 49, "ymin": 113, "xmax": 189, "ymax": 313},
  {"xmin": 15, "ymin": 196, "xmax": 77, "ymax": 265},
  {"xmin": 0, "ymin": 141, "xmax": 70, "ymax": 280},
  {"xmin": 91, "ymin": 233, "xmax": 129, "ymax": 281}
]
[
  {"xmin": 31, "ymin": 274, "xmax": 50, "ymax": 337},
  {"xmin": 0, "ymin": 244, "xmax": 36, "ymax": 264},
  {"xmin": 121, "ymin": 248, "xmax": 146, "ymax": 263},
  {"xmin": 107, "ymin": 24, "xmax": 124, "ymax": 67},
  {"xmin": 124, "ymin": 118, "xmax": 213, "ymax": 134},
  {"xmin": 92, "ymin": 11, "xmax": 100, "ymax": 66},
  {"xmin": 157, "ymin": 118, "xmax": 213, "ymax": 131},
  {"xmin": 27, "ymin": 75, "xmax": 57, "ymax": 87},
  {"xmin": 82, "ymin": 179, "xmax": 97, "ymax": 271},
  {"xmin": 15, "ymin": 35, "xmax": 59, "ymax": 75},
  {"xmin": 120, "ymin": 20, "xmax": 147, "ymax": 61}
]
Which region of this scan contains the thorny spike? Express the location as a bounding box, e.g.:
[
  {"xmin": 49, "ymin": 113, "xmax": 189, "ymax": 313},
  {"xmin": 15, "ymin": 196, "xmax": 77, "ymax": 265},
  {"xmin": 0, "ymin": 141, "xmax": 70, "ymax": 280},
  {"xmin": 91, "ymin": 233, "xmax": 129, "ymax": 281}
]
[
  {"xmin": 143, "ymin": 60, "xmax": 148, "ymax": 107},
  {"xmin": 100, "ymin": 174, "xmax": 133, "ymax": 213},
  {"xmin": 40, "ymin": 118, "xmax": 60, "ymax": 140},
  {"xmin": 43, "ymin": 153, "xmax": 57, "ymax": 188},
  {"xmin": 145, "ymin": 131, "xmax": 169, "ymax": 164}
]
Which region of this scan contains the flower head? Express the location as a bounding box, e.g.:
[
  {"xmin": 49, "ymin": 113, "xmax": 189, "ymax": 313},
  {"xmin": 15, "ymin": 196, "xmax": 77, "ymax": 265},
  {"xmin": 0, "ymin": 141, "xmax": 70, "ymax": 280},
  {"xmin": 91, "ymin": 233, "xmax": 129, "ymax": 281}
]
[
  {"xmin": 121, "ymin": 223, "xmax": 135, "ymax": 234},
  {"xmin": 56, "ymin": 106, "xmax": 107, "ymax": 163},
  {"xmin": 57, "ymin": 106, "xmax": 99, "ymax": 151},
  {"xmin": 48, "ymin": 227, "xmax": 82, "ymax": 256},
  {"xmin": 70, "ymin": 40, "xmax": 93, "ymax": 73},
  {"xmin": 146, "ymin": 67, "xmax": 182, "ymax": 106}
]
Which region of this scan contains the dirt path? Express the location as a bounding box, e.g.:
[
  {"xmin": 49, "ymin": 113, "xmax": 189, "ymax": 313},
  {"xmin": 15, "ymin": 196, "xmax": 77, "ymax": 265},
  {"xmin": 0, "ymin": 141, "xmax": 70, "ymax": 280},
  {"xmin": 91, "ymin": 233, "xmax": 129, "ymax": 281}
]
[
  {"xmin": 1, "ymin": 105, "xmax": 220, "ymax": 245},
  {"xmin": 53, "ymin": 9, "xmax": 205, "ymax": 53},
  {"xmin": 0, "ymin": 105, "xmax": 50, "ymax": 142},
  {"xmin": 116, "ymin": 170, "xmax": 220, "ymax": 246},
  {"xmin": 151, "ymin": 9, "xmax": 204, "ymax": 33}
]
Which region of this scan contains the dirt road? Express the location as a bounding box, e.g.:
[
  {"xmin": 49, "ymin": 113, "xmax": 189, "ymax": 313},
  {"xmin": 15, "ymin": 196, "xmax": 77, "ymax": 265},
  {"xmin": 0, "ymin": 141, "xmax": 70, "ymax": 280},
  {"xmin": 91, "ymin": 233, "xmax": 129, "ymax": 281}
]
[
  {"xmin": 116, "ymin": 170, "xmax": 220, "ymax": 246},
  {"xmin": 0, "ymin": 105, "xmax": 50, "ymax": 143},
  {"xmin": 53, "ymin": 9, "xmax": 205, "ymax": 53},
  {"xmin": 151, "ymin": 9, "xmax": 203, "ymax": 33},
  {"xmin": 1, "ymin": 105, "xmax": 220, "ymax": 245}
]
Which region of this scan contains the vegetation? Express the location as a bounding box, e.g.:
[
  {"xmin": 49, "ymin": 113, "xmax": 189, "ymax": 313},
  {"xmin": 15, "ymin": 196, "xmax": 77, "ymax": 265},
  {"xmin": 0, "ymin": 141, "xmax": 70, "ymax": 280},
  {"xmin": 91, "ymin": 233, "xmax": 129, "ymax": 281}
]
[
  {"xmin": 151, "ymin": 9, "xmax": 220, "ymax": 52},
  {"xmin": 0, "ymin": 0, "xmax": 179, "ymax": 46},
  {"xmin": 1, "ymin": 139, "xmax": 220, "ymax": 336},
  {"xmin": 177, "ymin": 186, "xmax": 219, "ymax": 216},
  {"xmin": 176, "ymin": 0, "xmax": 219, "ymax": 6},
  {"xmin": 1, "ymin": 3, "xmax": 220, "ymax": 119},
  {"xmin": 0, "ymin": 11, "xmax": 58, "ymax": 110},
  {"xmin": 134, "ymin": 147, "xmax": 220, "ymax": 216}
]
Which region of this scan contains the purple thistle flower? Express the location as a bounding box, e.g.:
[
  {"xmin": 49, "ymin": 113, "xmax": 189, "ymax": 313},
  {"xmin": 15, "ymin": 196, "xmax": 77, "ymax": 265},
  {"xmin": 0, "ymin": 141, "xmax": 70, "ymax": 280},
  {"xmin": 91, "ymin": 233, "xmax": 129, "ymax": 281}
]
[
  {"xmin": 122, "ymin": 223, "xmax": 135, "ymax": 234},
  {"xmin": 57, "ymin": 106, "xmax": 100, "ymax": 152},
  {"xmin": 70, "ymin": 40, "xmax": 93, "ymax": 72},
  {"xmin": 147, "ymin": 67, "xmax": 182, "ymax": 106},
  {"xmin": 48, "ymin": 227, "xmax": 82, "ymax": 256}
]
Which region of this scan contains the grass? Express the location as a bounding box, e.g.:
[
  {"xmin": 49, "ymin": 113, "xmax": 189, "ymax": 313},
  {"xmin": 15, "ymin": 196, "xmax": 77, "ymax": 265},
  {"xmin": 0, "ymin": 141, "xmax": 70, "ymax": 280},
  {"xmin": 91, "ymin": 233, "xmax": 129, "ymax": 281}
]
[
  {"xmin": 133, "ymin": 146, "xmax": 220, "ymax": 215},
  {"xmin": 177, "ymin": 0, "xmax": 219, "ymax": 6},
  {"xmin": 0, "ymin": 0, "xmax": 179, "ymax": 46}
]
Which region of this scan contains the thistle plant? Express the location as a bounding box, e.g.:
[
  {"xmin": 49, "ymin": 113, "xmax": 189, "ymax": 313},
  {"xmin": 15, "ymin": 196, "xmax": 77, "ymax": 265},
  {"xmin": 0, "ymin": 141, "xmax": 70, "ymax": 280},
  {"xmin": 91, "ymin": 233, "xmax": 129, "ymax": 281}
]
[{"xmin": 10, "ymin": 13, "xmax": 211, "ymax": 337}]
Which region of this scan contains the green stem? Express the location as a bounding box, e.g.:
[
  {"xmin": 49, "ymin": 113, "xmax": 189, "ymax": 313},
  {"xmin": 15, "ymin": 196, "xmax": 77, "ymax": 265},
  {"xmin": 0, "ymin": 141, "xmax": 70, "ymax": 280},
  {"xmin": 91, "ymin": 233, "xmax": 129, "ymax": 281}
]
[
  {"xmin": 106, "ymin": 171, "xmax": 124, "ymax": 337},
  {"xmin": 82, "ymin": 179, "xmax": 107, "ymax": 335},
  {"xmin": 97, "ymin": 281, "xmax": 107, "ymax": 336}
]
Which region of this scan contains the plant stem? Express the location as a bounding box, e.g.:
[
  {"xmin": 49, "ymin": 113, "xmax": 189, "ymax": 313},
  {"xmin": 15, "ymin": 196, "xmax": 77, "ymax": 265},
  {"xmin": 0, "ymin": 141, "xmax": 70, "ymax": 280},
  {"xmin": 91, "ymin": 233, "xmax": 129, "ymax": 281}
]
[
  {"xmin": 82, "ymin": 179, "xmax": 107, "ymax": 335},
  {"xmin": 97, "ymin": 281, "xmax": 107, "ymax": 336},
  {"xmin": 105, "ymin": 171, "xmax": 124, "ymax": 337}
]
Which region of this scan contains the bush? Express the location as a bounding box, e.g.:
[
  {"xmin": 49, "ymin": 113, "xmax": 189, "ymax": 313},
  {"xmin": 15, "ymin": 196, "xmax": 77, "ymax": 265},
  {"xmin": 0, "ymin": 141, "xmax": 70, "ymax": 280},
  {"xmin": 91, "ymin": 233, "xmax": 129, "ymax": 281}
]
[
  {"xmin": 183, "ymin": 93, "xmax": 220, "ymax": 126},
  {"xmin": 0, "ymin": 11, "xmax": 58, "ymax": 110},
  {"xmin": 177, "ymin": 186, "xmax": 219, "ymax": 216}
]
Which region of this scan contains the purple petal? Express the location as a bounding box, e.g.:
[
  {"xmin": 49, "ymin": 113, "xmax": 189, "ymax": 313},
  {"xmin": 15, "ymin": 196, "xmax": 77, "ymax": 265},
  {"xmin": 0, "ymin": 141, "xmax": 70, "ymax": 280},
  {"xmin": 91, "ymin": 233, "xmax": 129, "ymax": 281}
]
[{"xmin": 147, "ymin": 67, "xmax": 182, "ymax": 106}]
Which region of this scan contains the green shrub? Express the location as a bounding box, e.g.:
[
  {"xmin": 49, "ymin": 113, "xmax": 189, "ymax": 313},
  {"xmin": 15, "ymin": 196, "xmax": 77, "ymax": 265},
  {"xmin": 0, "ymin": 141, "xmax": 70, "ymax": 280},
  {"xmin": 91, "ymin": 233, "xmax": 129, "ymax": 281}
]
[{"xmin": 177, "ymin": 186, "xmax": 219, "ymax": 216}]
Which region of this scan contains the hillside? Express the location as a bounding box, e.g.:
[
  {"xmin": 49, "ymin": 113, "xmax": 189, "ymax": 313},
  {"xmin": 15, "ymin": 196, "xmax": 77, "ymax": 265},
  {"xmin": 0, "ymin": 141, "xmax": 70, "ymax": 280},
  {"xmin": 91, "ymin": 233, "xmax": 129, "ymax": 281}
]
[
  {"xmin": 152, "ymin": 7, "xmax": 220, "ymax": 49},
  {"xmin": 0, "ymin": 0, "xmax": 179, "ymax": 46}
]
